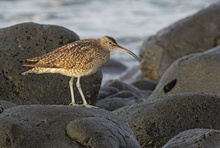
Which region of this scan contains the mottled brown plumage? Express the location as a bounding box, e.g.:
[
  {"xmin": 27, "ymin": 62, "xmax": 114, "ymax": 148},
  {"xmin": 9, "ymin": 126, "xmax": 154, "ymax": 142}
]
[{"xmin": 22, "ymin": 36, "xmax": 140, "ymax": 107}]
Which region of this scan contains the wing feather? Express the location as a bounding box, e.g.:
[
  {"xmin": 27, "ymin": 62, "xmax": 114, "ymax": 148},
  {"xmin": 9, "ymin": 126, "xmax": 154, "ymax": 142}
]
[{"xmin": 24, "ymin": 39, "xmax": 99, "ymax": 69}]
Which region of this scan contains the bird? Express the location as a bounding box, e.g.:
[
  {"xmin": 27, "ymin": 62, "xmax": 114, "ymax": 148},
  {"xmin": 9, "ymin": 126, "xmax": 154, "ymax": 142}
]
[{"xmin": 22, "ymin": 36, "xmax": 141, "ymax": 107}]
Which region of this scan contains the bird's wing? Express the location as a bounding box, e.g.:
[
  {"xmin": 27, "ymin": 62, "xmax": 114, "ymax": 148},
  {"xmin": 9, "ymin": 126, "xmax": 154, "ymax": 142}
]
[{"xmin": 24, "ymin": 39, "xmax": 99, "ymax": 69}]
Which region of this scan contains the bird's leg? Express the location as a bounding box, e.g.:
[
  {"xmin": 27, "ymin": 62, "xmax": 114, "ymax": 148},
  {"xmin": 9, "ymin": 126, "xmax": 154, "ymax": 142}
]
[
  {"xmin": 75, "ymin": 77, "xmax": 98, "ymax": 108},
  {"xmin": 69, "ymin": 77, "xmax": 76, "ymax": 106},
  {"xmin": 76, "ymin": 77, "xmax": 90, "ymax": 107}
]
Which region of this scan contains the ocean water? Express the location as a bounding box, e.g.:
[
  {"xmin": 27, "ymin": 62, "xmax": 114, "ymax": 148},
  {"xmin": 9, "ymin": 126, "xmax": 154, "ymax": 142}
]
[{"xmin": 0, "ymin": 0, "xmax": 218, "ymax": 82}]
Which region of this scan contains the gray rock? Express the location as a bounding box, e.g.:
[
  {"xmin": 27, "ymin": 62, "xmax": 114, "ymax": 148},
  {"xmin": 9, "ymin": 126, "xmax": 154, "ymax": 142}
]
[
  {"xmin": 98, "ymin": 80, "xmax": 151, "ymax": 110},
  {"xmin": 140, "ymin": 2, "xmax": 220, "ymax": 80},
  {"xmin": 102, "ymin": 59, "xmax": 127, "ymax": 74},
  {"xmin": 0, "ymin": 22, "xmax": 102, "ymax": 105},
  {"xmin": 132, "ymin": 79, "xmax": 157, "ymax": 91},
  {"xmin": 97, "ymin": 86, "xmax": 119, "ymax": 100},
  {"xmin": 0, "ymin": 105, "xmax": 140, "ymax": 148},
  {"xmin": 119, "ymin": 65, "xmax": 144, "ymax": 84},
  {"xmin": 96, "ymin": 97, "xmax": 136, "ymax": 111},
  {"xmin": 118, "ymin": 64, "xmax": 157, "ymax": 91},
  {"xmin": 96, "ymin": 90, "xmax": 149, "ymax": 111},
  {"xmin": 115, "ymin": 93, "xmax": 220, "ymax": 147},
  {"xmin": 102, "ymin": 59, "xmax": 127, "ymax": 85},
  {"xmin": 150, "ymin": 46, "xmax": 220, "ymax": 99},
  {"xmin": 104, "ymin": 79, "xmax": 143, "ymax": 96},
  {"xmin": 107, "ymin": 79, "xmax": 152, "ymax": 98},
  {"xmin": 0, "ymin": 100, "xmax": 16, "ymax": 114},
  {"xmin": 163, "ymin": 128, "xmax": 220, "ymax": 148}
]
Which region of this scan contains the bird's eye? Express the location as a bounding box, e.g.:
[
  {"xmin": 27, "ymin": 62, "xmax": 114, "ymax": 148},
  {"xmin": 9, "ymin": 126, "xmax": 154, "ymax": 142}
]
[{"xmin": 109, "ymin": 42, "xmax": 112, "ymax": 44}]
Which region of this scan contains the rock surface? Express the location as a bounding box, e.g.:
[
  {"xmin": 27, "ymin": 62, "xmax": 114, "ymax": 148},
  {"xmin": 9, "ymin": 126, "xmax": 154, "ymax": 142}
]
[
  {"xmin": 119, "ymin": 65, "xmax": 145, "ymax": 84},
  {"xmin": 119, "ymin": 64, "xmax": 157, "ymax": 91},
  {"xmin": 96, "ymin": 80, "xmax": 151, "ymax": 110},
  {"xmin": 0, "ymin": 22, "xmax": 102, "ymax": 105},
  {"xmin": 150, "ymin": 46, "xmax": 220, "ymax": 99},
  {"xmin": 0, "ymin": 100, "xmax": 16, "ymax": 114},
  {"xmin": 96, "ymin": 90, "xmax": 146, "ymax": 111},
  {"xmin": 102, "ymin": 59, "xmax": 128, "ymax": 85},
  {"xmin": 140, "ymin": 2, "xmax": 220, "ymax": 80},
  {"xmin": 103, "ymin": 79, "xmax": 148, "ymax": 97},
  {"xmin": 131, "ymin": 79, "xmax": 157, "ymax": 91},
  {"xmin": 102, "ymin": 59, "xmax": 127, "ymax": 74},
  {"xmin": 0, "ymin": 105, "xmax": 140, "ymax": 148},
  {"xmin": 98, "ymin": 86, "xmax": 119, "ymax": 100},
  {"xmin": 115, "ymin": 93, "xmax": 220, "ymax": 147},
  {"xmin": 163, "ymin": 128, "xmax": 220, "ymax": 148}
]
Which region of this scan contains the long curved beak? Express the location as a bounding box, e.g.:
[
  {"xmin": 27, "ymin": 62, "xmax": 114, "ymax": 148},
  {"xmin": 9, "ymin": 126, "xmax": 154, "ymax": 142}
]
[{"xmin": 115, "ymin": 45, "xmax": 141, "ymax": 62}]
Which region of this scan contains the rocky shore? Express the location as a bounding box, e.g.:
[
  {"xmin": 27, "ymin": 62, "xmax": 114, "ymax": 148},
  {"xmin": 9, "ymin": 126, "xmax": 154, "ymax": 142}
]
[{"xmin": 0, "ymin": 2, "xmax": 220, "ymax": 148}]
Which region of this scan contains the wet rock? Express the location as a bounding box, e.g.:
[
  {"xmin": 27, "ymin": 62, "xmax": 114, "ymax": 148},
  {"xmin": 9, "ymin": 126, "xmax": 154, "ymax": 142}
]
[
  {"xmin": 115, "ymin": 92, "xmax": 220, "ymax": 147},
  {"xmin": 0, "ymin": 105, "xmax": 140, "ymax": 148},
  {"xmin": 0, "ymin": 100, "xmax": 16, "ymax": 114},
  {"xmin": 140, "ymin": 2, "xmax": 220, "ymax": 80},
  {"xmin": 150, "ymin": 46, "xmax": 220, "ymax": 99},
  {"xmin": 0, "ymin": 22, "xmax": 102, "ymax": 105},
  {"xmin": 163, "ymin": 128, "xmax": 220, "ymax": 148}
]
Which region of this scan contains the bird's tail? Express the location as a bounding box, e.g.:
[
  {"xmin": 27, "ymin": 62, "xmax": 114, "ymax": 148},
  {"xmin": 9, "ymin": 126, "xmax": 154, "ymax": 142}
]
[
  {"xmin": 21, "ymin": 67, "xmax": 48, "ymax": 75},
  {"xmin": 21, "ymin": 58, "xmax": 41, "ymax": 75},
  {"xmin": 21, "ymin": 69, "xmax": 32, "ymax": 75}
]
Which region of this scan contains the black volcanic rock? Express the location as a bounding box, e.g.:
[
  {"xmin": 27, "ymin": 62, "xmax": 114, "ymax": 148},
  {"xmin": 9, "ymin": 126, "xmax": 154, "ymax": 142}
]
[
  {"xmin": 0, "ymin": 22, "xmax": 102, "ymax": 105},
  {"xmin": 0, "ymin": 105, "xmax": 140, "ymax": 148},
  {"xmin": 0, "ymin": 100, "xmax": 16, "ymax": 114},
  {"xmin": 115, "ymin": 93, "xmax": 220, "ymax": 147},
  {"xmin": 163, "ymin": 128, "xmax": 220, "ymax": 148},
  {"xmin": 96, "ymin": 80, "xmax": 151, "ymax": 110}
]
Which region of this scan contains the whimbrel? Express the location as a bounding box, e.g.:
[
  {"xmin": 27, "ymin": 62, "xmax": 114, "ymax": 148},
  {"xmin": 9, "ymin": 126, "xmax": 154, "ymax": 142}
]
[{"xmin": 22, "ymin": 36, "xmax": 140, "ymax": 107}]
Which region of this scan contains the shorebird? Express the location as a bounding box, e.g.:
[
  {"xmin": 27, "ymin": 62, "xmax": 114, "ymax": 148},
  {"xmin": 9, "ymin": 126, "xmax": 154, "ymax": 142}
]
[{"xmin": 22, "ymin": 36, "xmax": 140, "ymax": 107}]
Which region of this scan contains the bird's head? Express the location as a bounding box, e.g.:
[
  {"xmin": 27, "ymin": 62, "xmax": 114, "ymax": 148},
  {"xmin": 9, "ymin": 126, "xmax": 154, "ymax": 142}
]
[{"xmin": 98, "ymin": 36, "xmax": 141, "ymax": 62}]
